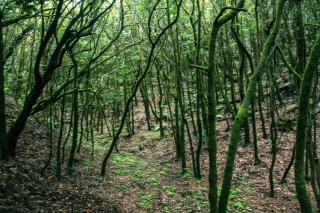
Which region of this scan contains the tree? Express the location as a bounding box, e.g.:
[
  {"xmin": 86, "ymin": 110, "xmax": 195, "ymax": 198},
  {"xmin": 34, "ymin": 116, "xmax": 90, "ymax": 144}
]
[
  {"xmin": 206, "ymin": 1, "xmax": 246, "ymax": 212},
  {"xmin": 0, "ymin": 0, "xmax": 40, "ymax": 160},
  {"xmin": 217, "ymin": 0, "xmax": 287, "ymax": 212},
  {"xmin": 6, "ymin": 0, "xmax": 117, "ymax": 156},
  {"xmin": 294, "ymin": 31, "xmax": 320, "ymax": 213},
  {"xmin": 0, "ymin": 10, "xmax": 7, "ymax": 160}
]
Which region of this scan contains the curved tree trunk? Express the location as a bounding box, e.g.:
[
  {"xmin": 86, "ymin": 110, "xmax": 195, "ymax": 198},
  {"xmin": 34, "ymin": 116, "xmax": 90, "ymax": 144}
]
[
  {"xmin": 294, "ymin": 31, "xmax": 320, "ymax": 213},
  {"xmin": 217, "ymin": 0, "xmax": 287, "ymax": 212},
  {"xmin": 206, "ymin": 1, "xmax": 246, "ymax": 212}
]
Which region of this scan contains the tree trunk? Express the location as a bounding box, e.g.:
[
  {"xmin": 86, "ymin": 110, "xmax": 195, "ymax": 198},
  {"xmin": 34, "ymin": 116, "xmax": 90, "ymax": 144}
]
[
  {"xmin": 0, "ymin": 11, "xmax": 8, "ymax": 160},
  {"xmin": 7, "ymin": 83, "xmax": 44, "ymax": 156},
  {"xmin": 207, "ymin": 2, "xmax": 246, "ymax": 212},
  {"xmin": 294, "ymin": 30, "xmax": 320, "ymax": 213},
  {"xmin": 218, "ymin": 0, "xmax": 286, "ymax": 212},
  {"xmin": 67, "ymin": 50, "xmax": 79, "ymax": 171}
]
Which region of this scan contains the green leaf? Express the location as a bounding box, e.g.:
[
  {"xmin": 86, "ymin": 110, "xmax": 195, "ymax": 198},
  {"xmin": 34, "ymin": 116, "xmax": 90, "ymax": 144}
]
[
  {"xmin": 216, "ymin": 105, "xmax": 224, "ymax": 110},
  {"xmin": 216, "ymin": 114, "xmax": 223, "ymax": 119}
]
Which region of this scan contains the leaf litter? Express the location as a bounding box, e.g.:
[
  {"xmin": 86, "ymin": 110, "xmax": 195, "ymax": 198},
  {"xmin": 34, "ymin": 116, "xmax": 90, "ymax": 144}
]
[{"xmin": 0, "ymin": 94, "xmax": 316, "ymax": 212}]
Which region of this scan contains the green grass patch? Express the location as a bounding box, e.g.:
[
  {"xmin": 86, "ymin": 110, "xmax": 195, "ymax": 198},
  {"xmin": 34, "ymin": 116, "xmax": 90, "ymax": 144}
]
[
  {"xmin": 112, "ymin": 153, "xmax": 146, "ymax": 168},
  {"xmin": 140, "ymin": 131, "xmax": 160, "ymax": 140},
  {"xmin": 163, "ymin": 185, "xmax": 177, "ymax": 197},
  {"xmin": 114, "ymin": 184, "xmax": 128, "ymax": 191},
  {"xmin": 146, "ymin": 177, "xmax": 160, "ymax": 186},
  {"xmin": 229, "ymin": 188, "xmax": 242, "ymax": 200},
  {"xmin": 131, "ymin": 170, "xmax": 148, "ymax": 181},
  {"xmin": 247, "ymin": 182, "xmax": 257, "ymax": 187},
  {"xmin": 114, "ymin": 168, "xmax": 132, "ymax": 175},
  {"xmin": 160, "ymin": 167, "xmax": 169, "ymax": 176},
  {"xmin": 138, "ymin": 192, "xmax": 154, "ymax": 209},
  {"xmin": 178, "ymin": 189, "xmax": 209, "ymax": 211},
  {"xmin": 182, "ymin": 171, "xmax": 192, "ymax": 179},
  {"xmin": 113, "ymin": 153, "xmax": 137, "ymax": 166},
  {"xmin": 228, "ymin": 189, "xmax": 252, "ymax": 212},
  {"xmin": 82, "ymin": 159, "xmax": 95, "ymax": 171},
  {"xmin": 148, "ymin": 168, "xmax": 157, "ymax": 174}
]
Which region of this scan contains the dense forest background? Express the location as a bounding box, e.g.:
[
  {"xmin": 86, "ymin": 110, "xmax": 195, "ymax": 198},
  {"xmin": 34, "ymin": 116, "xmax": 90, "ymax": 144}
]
[{"xmin": 0, "ymin": 0, "xmax": 320, "ymax": 212}]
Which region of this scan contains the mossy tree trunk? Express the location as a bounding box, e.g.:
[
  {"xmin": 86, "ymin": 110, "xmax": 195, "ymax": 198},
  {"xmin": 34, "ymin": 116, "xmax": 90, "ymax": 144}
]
[
  {"xmin": 293, "ymin": 0, "xmax": 307, "ymax": 89},
  {"xmin": 230, "ymin": 27, "xmax": 251, "ymax": 146},
  {"xmin": 218, "ymin": 0, "xmax": 287, "ymax": 212},
  {"xmin": 294, "ymin": 31, "xmax": 320, "ymax": 213},
  {"xmin": 195, "ymin": 0, "xmax": 204, "ymax": 179},
  {"xmin": 155, "ymin": 60, "xmax": 164, "ymax": 137},
  {"xmin": 67, "ymin": 49, "xmax": 79, "ymax": 171},
  {"xmin": 268, "ymin": 60, "xmax": 278, "ymax": 197},
  {"xmin": 0, "ymin": 11, "xmax": 8, "ymax": 160},
  {"xmin": 254, "ymin": 0, "xmax": 268, "ymax": 139},
  {"xmin": 206, "ymin": 1, "xmax": 246, "ymax": 212}
]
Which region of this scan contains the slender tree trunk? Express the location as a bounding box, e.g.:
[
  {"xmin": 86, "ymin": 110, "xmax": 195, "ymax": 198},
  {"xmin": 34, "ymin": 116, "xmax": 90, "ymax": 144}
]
[
  {"xmin": 67, "ymin": 50, "xmax": 79, "ymax": 171},
  {"xmin": 155, "ymin": 61, "xmax": 164, "ymax": 137},
  {"xmin": 194, "ymin": 0, "xmax": 203, "ymax": 179},
  {"xmin": 294, "ymin": 31, "xmax": 320, "ymax": 213},
  {"xmin": 41, "ymin": 87, "xmax": 53, "ymax": 176},
  {"xmin": 207, "ymin": 27, "xmax": 219, "ymax": 213},
  {"xmin": 218, "ymin": 0, "xmax": 286, "ymax": 212},
  {"xmin": 306, "ymin": 119, "xmax": 320, "ymax": 212},
  {"xmin": 0, "ymin": 11, "xmax": 8, "ymax": 160},
  {"xmin": 57, "ymin": 85, "xmax": 67, "ymax": 181},
  {"xmin": 237, "ymin": 42, "xmax": 250, "ymax": 146},
  {"xmin": 268, "ymin": 65, "xmax": 278, "ymax": 197},
  {"xmin": 207, "ymin": 2, "xmax": 246, "ymax": 212},
  {"xmin": 294, "ymin": 0, "xmax": 307, "ymax": 88}
]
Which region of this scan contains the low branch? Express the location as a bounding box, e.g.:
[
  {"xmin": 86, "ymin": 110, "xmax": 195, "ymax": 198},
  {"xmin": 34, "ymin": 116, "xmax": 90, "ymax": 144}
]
[
  {"xmin": 189, "ymin": 64, "xmax": 208, "ymax": 71},
  {"xmin": 276, "ymin": 44, "xmax": 302, "ymax": 81}
]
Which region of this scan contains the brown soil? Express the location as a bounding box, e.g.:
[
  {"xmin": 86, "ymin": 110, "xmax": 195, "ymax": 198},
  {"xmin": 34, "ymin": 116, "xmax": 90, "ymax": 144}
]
[{"xmin": 0, "ymin": 95, "xmax": 310, "ymax": 212}]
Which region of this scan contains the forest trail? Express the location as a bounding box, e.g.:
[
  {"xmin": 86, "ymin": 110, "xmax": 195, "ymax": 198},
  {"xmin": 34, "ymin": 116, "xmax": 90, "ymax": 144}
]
[
  {"xmin": 103, "ymin": 102, "xmax": 302, "ymax": 213},
  {"xmin": 0, "ymin": 95, "xmax": 308, "ymax": 212}
]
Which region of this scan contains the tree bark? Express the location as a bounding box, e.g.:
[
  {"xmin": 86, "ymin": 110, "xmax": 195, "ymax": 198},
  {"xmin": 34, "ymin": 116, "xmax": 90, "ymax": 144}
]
[
  {"xmin": 294, "ymin": 31, "xmax": 320, "ymax": 213},
  {"xmin": 0, "ymin": 11, "xmax": 8, "ymax": 160},
  {"xmin": 218, "ymin": 0, "xmax": 287, "ymax": 212},
  {"xmin": 206, "ymin": 2, "xmax": 246, "ymax": 212}
]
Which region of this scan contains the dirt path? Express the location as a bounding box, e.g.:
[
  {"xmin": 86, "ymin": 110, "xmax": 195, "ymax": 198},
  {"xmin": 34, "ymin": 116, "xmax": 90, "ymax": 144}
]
[
  {"xmin": 103, "ymin": 107, "xmax": 303, "ymax": 213},
  {"xmin": 0, "ymin": 96, "xmax": 307, "ymax": 212}
]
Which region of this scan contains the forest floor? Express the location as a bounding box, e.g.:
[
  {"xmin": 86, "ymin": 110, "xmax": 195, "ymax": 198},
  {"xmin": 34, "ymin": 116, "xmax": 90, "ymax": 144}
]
[{"xmin": 0, "ymin": 94, "xmax": 314, "ymax": 212}]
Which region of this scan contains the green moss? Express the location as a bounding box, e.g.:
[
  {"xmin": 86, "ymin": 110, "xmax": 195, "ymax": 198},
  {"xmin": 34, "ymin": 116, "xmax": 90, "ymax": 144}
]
[{"xmin": 294, "ymin": 22, "xmax": 320, "ymax": 213}]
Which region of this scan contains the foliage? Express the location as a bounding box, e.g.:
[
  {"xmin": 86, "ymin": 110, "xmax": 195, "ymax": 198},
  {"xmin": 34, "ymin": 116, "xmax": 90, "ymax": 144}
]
[{"xmin": 0, "ymin": 0, "xmax": 320, "ymax": 211}]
